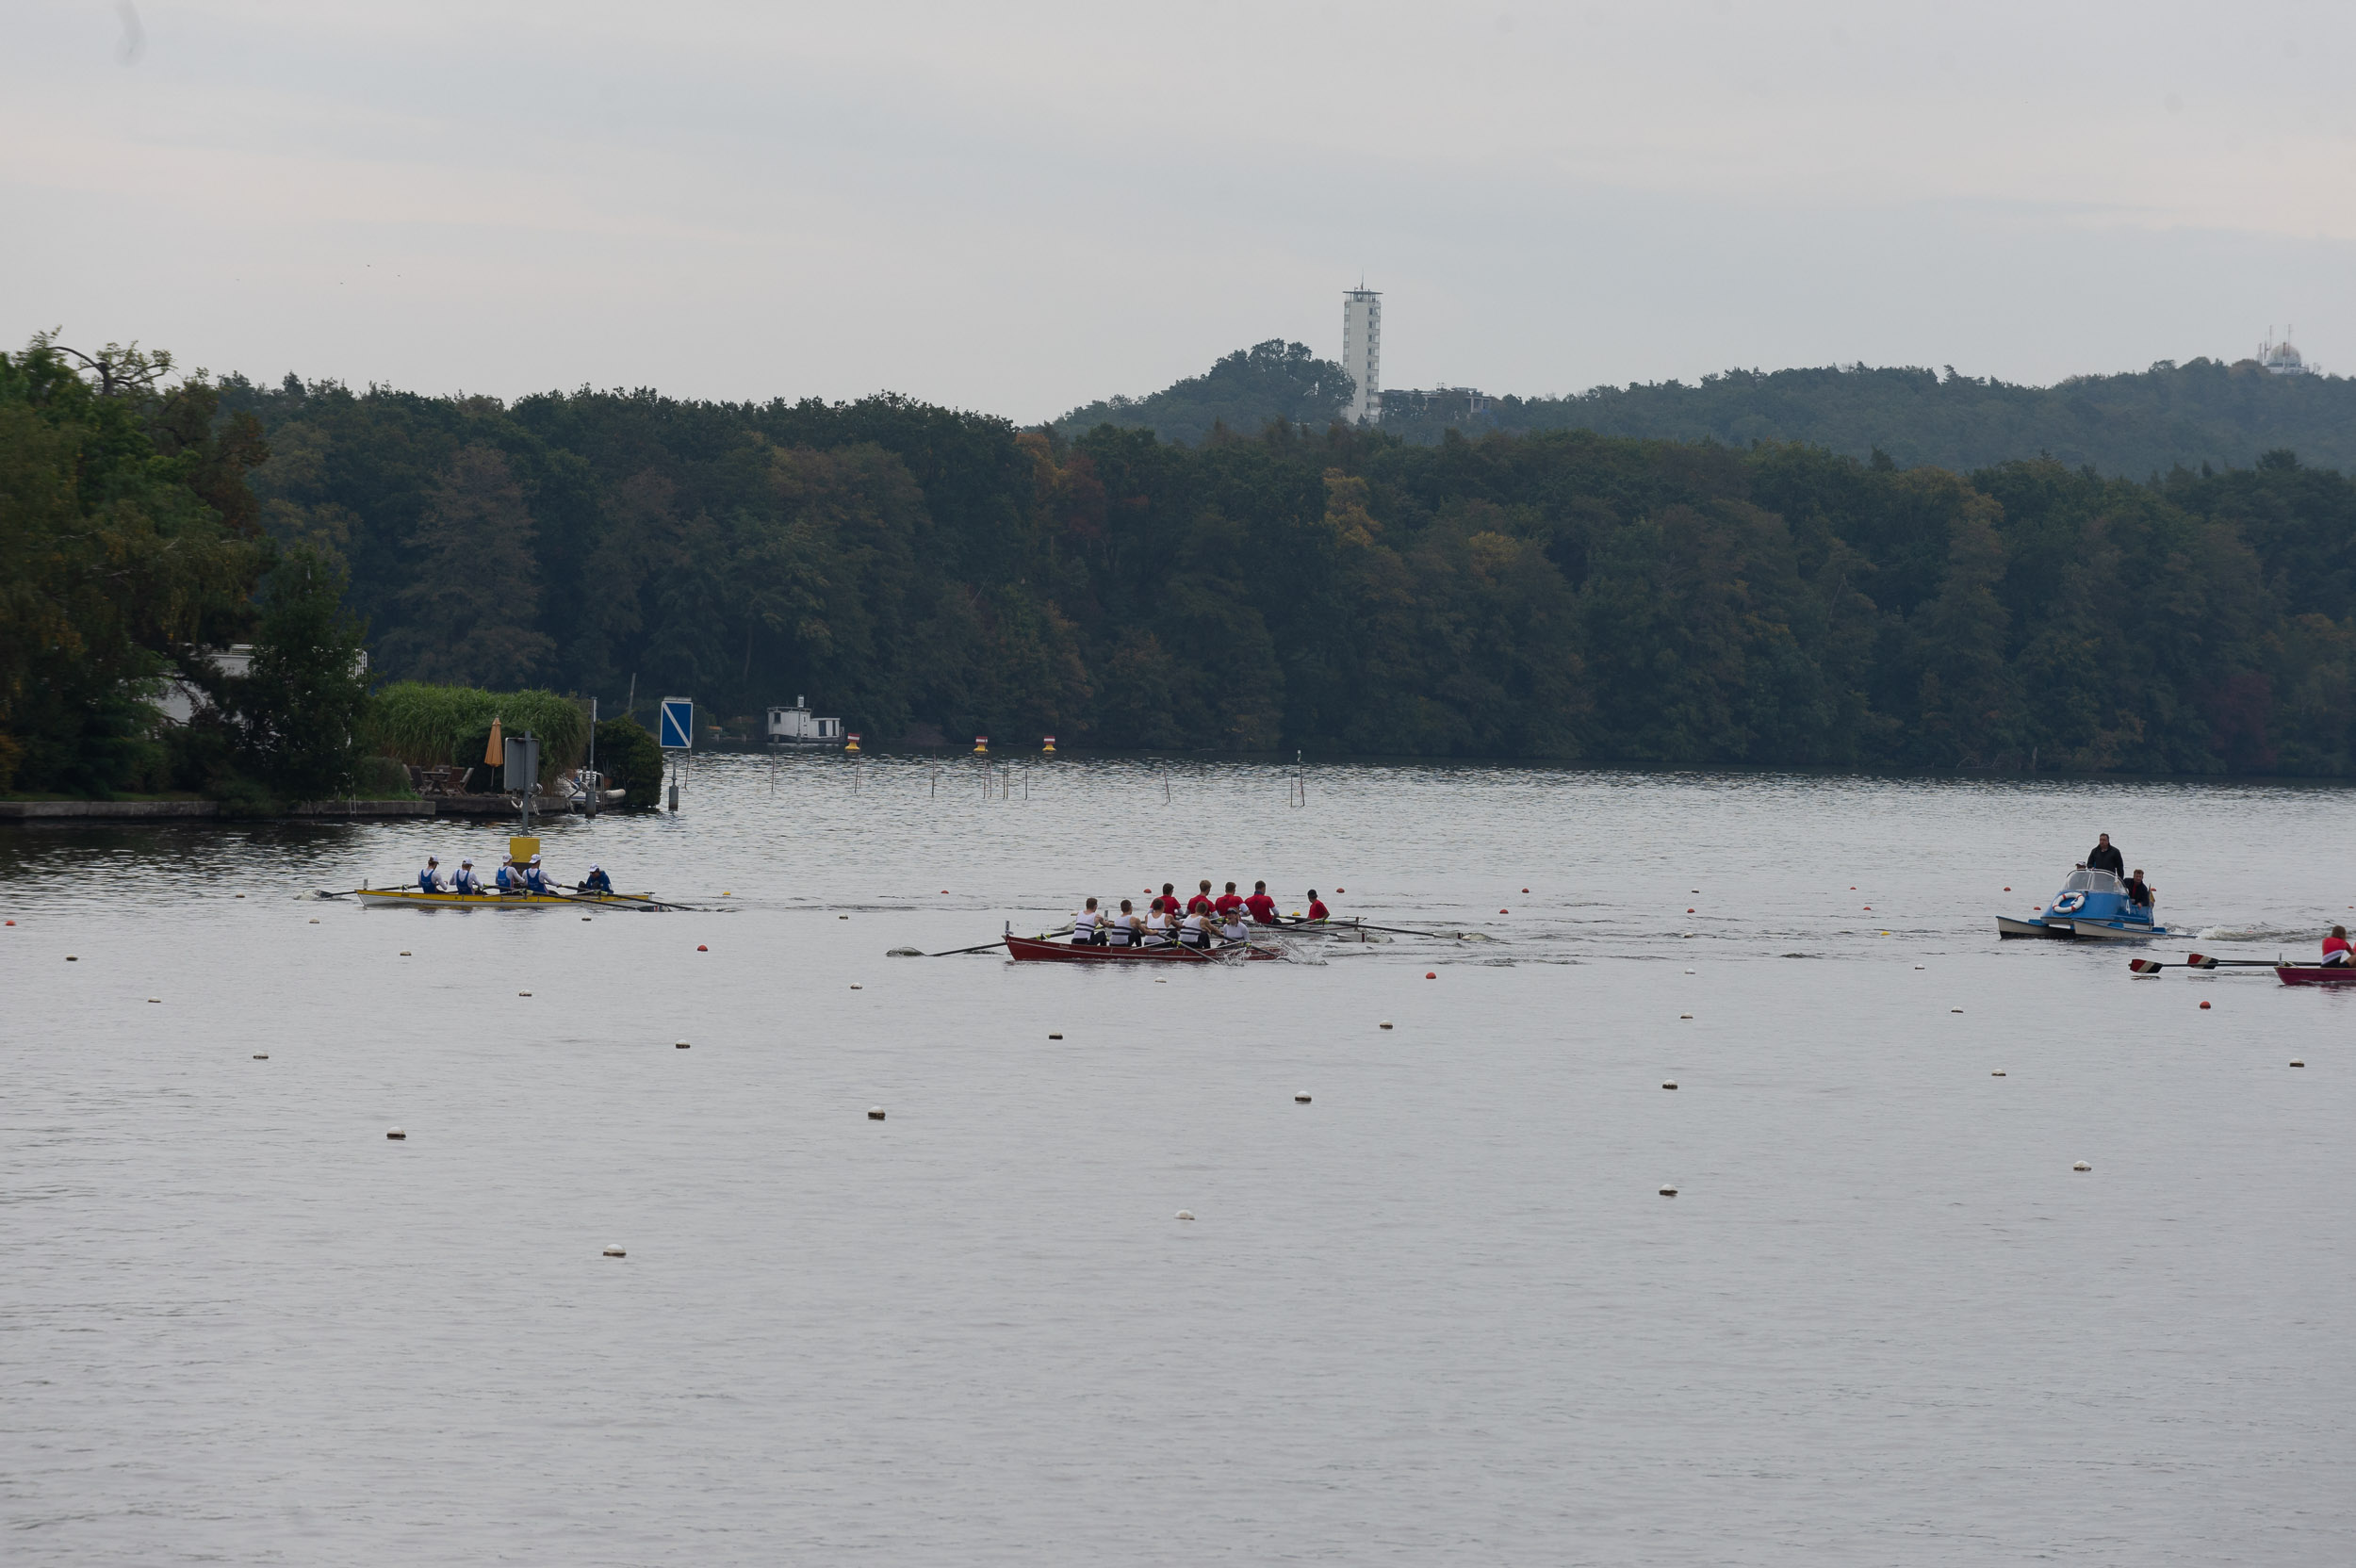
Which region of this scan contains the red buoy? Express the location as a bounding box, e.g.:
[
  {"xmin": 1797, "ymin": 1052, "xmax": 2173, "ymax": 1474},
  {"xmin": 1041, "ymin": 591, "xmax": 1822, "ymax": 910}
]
[
  {"xmin": 1521, "ymin": 887, "xmax": 1530, "ymax": 893},
  {"xmin": 696, "ymin": 944, "xmax": 709, "ymax": 952},
  {"xmin": 2200, "ymin": 1000, "xmax": 2211, "ymax": 1009},
  {"xmin": 1499, "ymin": 907, "xmax": 1509, "ymax": 914},
  {"xmin": 1425, "ymin": 971, "xmax": 1436, "ymax": 979}
]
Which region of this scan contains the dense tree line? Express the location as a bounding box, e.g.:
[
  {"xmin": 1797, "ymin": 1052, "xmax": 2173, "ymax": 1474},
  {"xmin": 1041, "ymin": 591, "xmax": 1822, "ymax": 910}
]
[
  {"xmin": 0, "ymin": 339, "xmax": 369, "ymax": 800},
  {"xmin": 195, "ymin": 365, "xmax": 2356, "ymax": 774},
  {"xmin": 1072, "ymin": 344, "xmax": 2356, "ymax": 480}
]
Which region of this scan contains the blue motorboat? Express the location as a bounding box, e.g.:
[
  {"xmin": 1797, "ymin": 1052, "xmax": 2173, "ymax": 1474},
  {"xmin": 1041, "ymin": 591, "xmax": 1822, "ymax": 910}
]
[{"xmin": 1997, "ymin": 868, "xmax": 2170, "ymax": 942}]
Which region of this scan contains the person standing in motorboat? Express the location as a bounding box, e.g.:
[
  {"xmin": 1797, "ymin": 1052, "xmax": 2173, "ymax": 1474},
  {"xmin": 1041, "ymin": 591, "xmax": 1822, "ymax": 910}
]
[
  {"xmin": 2122, "ymin": 869, "xmax": 2155, "ymax": 908},
  {"xmin": 2322, "ymin": 926, "xmax": 2352, "ymax": 967},
  {"xmin": 2086, "ymin": 834, "xmax": 2125, "ymax": 876}
]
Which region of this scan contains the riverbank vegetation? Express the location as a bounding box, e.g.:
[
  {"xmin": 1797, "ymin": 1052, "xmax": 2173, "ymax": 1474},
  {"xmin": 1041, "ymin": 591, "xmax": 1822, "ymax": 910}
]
[
  {"xmin": 198, "ymin": 364, "xmax": 2356, "ymax": 776},
  {"xmin": 18, "ymin": 332, "xmax": 2356, "ymax": 784}
]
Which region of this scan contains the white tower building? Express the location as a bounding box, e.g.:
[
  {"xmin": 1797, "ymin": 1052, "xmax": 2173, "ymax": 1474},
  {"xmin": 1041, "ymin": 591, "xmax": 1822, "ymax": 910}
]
[{"xmin": 1342, "ymin": 286, "xmax": 1382, "ymax": 424}]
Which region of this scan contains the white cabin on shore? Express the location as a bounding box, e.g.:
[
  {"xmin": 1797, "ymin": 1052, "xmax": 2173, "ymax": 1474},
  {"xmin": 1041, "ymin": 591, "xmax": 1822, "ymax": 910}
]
[{"xmin": 767, "ymin": 696, "xmax": 844, "ymax": 744}]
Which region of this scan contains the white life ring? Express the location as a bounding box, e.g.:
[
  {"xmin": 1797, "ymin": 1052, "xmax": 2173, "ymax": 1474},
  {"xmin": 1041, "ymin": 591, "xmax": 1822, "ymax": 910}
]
[{"xmin": 2053, "ymin": 892, "xmax": 2086, "ymax": 914}]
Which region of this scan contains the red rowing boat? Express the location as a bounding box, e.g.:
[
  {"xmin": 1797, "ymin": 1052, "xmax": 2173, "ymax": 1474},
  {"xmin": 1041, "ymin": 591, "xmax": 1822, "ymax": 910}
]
[
  {"xmin": 1003, "ymin": 933, "xmax": 1282, "ymax": 963},
  {"xmin": 2275, "ymin": 965, "xmax": 2356, "ymax": 986}
]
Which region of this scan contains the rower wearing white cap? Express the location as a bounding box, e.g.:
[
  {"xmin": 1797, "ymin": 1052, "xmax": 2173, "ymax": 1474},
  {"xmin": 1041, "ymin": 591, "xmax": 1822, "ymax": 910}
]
[
  {"xmin": 450, "ymin": 858, "xmax": 483, "ymax": 894},
  {"xmin": 417, "ymin": 857, "xmax": 447, "ymax": 893},
  {"xmin": 578, "ymin": 863, "xmax": 614, "ymax": 894},
  {"xmin": 522, "ymin": 854, "xmax": 550, "ymax": 894},
  {"xmin": 495, "ymin": 856, "xmax": 518, "ymax": 894}
]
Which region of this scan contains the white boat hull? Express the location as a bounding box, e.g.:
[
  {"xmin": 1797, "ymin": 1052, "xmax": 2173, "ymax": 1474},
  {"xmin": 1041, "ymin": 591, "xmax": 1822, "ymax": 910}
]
[{"xmin": 1996, "ymin": 914, "xmax": 2167, "ymax": 942}]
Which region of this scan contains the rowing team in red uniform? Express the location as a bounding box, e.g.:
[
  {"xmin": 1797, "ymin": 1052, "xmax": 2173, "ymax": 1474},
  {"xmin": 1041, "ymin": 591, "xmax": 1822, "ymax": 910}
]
[{"xmin": 1071, "ymin": 879, "xmax": 1333, "ymax": 949}]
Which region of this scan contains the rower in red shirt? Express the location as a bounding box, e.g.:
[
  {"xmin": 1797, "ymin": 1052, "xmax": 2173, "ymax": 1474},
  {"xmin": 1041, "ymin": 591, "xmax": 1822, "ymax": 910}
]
[
  {"xmin": 1213, "ymin": 881, "xmax": 1244, "ymax": 919},
  {"xmin": 1244, "ymin": 880, "xmax": 1280, "ymax": 924},
  {"xmin": 1303, "ymin": 890, "xmax": 1331, "ymax": 923},
  {"xmin": 1156, "ymin": 882, "xmax": 1180, "ymax": 918},
  {"xmin": 2323, "ymin": 924, "xmax": 2352, "ymax": 967},
  {"xmin": 1186, "ymin": 880, "xmax": 1216, "ymax": 917}
]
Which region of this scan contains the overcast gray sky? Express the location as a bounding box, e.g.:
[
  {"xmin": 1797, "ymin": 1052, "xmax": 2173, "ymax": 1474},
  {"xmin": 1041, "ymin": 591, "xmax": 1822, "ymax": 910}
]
[{"xmin": 5, "ymin": 1, "xmax": 2350, "ymax": 418}]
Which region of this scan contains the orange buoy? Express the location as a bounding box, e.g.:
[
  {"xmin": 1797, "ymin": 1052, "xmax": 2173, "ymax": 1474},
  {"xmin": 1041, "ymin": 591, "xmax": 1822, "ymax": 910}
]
[
  {"xmin": 2200, "ymin": 1000, "xmax": 2211, "ymax": 1009},
  {"xmin": 696, "ymin": 944, "xmax": 709, "ymax": 952}
]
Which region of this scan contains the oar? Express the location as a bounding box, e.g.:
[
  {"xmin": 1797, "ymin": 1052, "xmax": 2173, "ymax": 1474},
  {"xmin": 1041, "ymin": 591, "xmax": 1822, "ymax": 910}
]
[
  {"xmin": 555, "ymin": 889, "xmax": 696, "ymax": 912},
  {"xmin": 1295, "ymin": 917, "xmax": 1438, "ymax": 939},
  {"xmin": 310, "ymin": 888, "xmax": 366, "ymax": 899},
  {"xmin": 926, "ymin": 938, "xmax": 1011, "ymax": 956},
  {"xmin": 2127, "ymin": 955, "xmax": 2282, "ymax": 973}
]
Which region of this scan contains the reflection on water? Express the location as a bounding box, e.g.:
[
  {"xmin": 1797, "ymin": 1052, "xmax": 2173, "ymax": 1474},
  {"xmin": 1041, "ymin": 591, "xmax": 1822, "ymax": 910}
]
[{"xmin": 6, "ymin": 759, "xmax": 2354, "ymax": 1563}]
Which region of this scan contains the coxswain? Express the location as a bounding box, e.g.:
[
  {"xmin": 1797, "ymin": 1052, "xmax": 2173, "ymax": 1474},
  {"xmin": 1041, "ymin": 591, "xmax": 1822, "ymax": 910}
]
[
  {"xmin": 523, "ymin": 854, "xmax": 551, "ymax": 894},
  {"xmin": 1217, "ymin": 907, "xmax": 1251, "ymax": 944},
  {"xmin": 2086, "ymin": 833, "xmax": 2125, "ymax": 877},
  {"xmin": 1303, "ymin": 890, "xmax": 1331, "ymax": 923},
  {"xmin": 1104, "ymin": 899, "xmax": 1137, "ymax": 947},
  {"xmin": 1072, "ymin": 897, "xmax": 1102, "ymax": 946},
  {"xmin": 578, "ymin": 863, "xmax": 613, "ymax": 894},
  {"xmin": 450, "ymin": 858, "xmax": 483, "ymax": 894},
  {"xmin": 1245, "ymin": 880, "xmax": 1279, "ymax": 924},
  {"xmin": 1187, "ymin": 880, "xmax": 1216, "ymax": 918},
  {"xmin": 2122, "ymin": 869, "xmax": 2154, "ymax": 907},
  {"xmin": 2324, "ymin": 926, "xmax": 2353, "ymax": 968},
  {"xmin": 1214, "ymin": 881, "xmax": 1244, "ymax": 920},
  {"xmin": 1179, "ymin": 906, "xmax": 1213, "ymax": 948},
  {"xmin": 417, "ymin": 857, "xmax": 447, "ymax": 893}
]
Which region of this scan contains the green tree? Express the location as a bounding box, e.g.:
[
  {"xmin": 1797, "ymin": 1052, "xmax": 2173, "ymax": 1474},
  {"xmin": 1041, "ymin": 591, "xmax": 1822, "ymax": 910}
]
[
  {"xmin": 232, "ymin": 544, "xmax": 372, "ymax": 799},
  {"xmin": 380, "ymin": 444, "xmax": 553, "ymax": 686}
]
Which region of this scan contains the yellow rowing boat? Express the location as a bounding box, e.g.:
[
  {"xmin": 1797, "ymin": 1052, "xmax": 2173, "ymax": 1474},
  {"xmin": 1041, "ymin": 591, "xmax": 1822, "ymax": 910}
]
[{"xmin": 353, "ymin": 887, "xmax": 663, "ymax": 910}]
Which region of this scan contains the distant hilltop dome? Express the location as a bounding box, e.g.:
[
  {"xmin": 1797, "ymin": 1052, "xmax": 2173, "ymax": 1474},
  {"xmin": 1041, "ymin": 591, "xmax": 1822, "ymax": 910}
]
[{"xmin": 2259, "ymin": 326, "xmax": 2320, "ymax": 376}]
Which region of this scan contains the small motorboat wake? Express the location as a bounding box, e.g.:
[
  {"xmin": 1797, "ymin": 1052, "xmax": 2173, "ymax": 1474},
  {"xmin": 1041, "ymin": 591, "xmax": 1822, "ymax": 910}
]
[{"xmin": 1998, "ymin": 868, "xmax": 2171, "ymax": 942}]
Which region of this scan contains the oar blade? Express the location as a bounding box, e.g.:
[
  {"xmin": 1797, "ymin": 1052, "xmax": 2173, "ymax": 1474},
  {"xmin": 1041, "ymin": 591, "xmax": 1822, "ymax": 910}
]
[{"xmin": 2128, "ymin": 958, "xmax": 2164, "ymax": 973}]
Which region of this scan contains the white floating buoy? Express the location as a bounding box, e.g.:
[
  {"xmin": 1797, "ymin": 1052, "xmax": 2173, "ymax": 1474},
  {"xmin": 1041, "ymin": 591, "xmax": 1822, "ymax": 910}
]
[
  {"xmin": 603, "ymin": 1246, "xmax": 626, "ymax": 1258},
  {"xmin": 1914, "ymin": 965, "xmax": 1924, "ymax": 971},
  {"xmin": 1659, "ymin": 1186, "xmax": 1677, "ymax": 1197},
  {"xmin": 235, "ymin": 893, "xmax": 244, "ymax": 899},
  {"xmin": 308, "ymin": 919, "xmax": 319, "ymax": 924},
  {"xmin": 1684, "ymin": 969, "xmax": 1694, "ymax": 974},
  {"xmin": 1679, "ymin": 1013, "xmax": 1693, "ymax": 1020},
  {"xmin": 838, "ymin": 914, "xmax": 849, "ymax": 920},
  {"xmin": 1047, "ymin": 1032, "xmax": 1062, "ymax": 1039},
  {"xmin": 1661, "ymin": 1081, "xmax": 1677, "ymax": 1090},
  {"xmin": 147, "ymin": 998, "xmax": 160, "ymax": 1004},
  {"xmin": 386, "ymin": 1128, "xmax": 406, "ymax": 1140},
  {"xmin": 1991, "ymin": 1070, "xmax": 2006, "ymax": 1076},
  {"xmin": 517, "ymin": 991, "xmax": 532, "ymax": 997},
  {"xmin": 253, "ymin": 1053, "xmax": 268, "ymax": 1059},
  {"xmin": 400, "ymin": 951, "xmax": 411, "ymax": 956},
  {"xmin": 581, "ymin": 917, "xmax": 591, "ymax": 922},
  {"xmin": 867, "ymin": 1107, "xmax": 886, "ymax": 1120},
  {"xmin": 675, "ymin": 1039, "xmax": 690, "ymax": 1049},
  {"xmin": 2290, "ymin": 1059, "xmax": 2305, "ymax": 1068},
  {"xmin": 1379, "ymin": 1020, "xmax": 1394, "ymax": 1029},
  {"xmin": 1295, "ymin": 1092, "xmax": 1311, "ymax": 1102},
  {"xmin": 65, "ymin": 956, "xmax": 76, "ymax": 961},
  {"xmin": 2072, "ymin": 1161, "xmax": 2091, "ymax": 1172},
  {"xmin": 1175, "ymin": 1211, "xmax": 1195, "ymax": 1221},
  {"xmin": 1951, "ymin": 1008, "xmax": 1963, "ymax": 1014},
  {"xmin": 1154, "ymin": 978, "xmax": 1168, "ymax": 984}
]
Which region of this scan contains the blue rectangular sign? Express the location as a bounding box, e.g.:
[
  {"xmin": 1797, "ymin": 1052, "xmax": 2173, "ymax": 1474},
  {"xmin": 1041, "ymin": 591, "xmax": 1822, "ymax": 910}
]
[{"xmin": 658, "ymin": 696, "xmax": 694, "ymax": 750}]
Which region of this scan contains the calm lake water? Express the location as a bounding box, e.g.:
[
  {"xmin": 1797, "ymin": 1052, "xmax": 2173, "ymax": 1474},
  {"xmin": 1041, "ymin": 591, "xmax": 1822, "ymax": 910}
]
[{"xmin": 6, "ymin": 756, "xmax": 2353, "ymax": 1565}]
